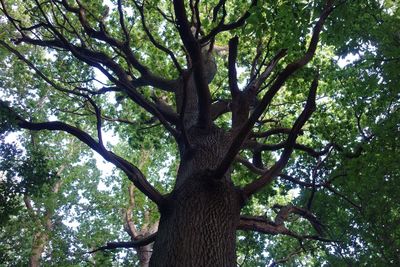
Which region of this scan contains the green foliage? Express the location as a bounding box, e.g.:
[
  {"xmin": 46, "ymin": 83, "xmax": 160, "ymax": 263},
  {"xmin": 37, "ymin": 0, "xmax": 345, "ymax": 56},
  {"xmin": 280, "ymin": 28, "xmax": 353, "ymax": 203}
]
[{"xmin": 0, "ymin": 0, "xmax": 399, "ymax": 265}]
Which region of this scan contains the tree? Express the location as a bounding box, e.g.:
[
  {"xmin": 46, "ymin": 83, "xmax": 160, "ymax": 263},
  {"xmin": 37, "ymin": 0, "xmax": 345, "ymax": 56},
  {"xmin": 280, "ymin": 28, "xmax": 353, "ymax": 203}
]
[{"xmin": 0, "ymin": 0, "xmax": 399, "ymax": 265}]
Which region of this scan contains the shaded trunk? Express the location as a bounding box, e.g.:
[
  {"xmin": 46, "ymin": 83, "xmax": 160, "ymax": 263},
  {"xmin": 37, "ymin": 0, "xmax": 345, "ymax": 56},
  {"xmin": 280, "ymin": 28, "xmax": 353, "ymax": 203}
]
[
  {"xmin": 25, "ymin": 177, "xmax": 63, "ymax": 267},
  {"xmin": 136, "ymin": 241, "xmax": 153, "ymax": 267},
  {"xmin": 150, "ymin": 127, "xmax": 243, "ymax": 266},
  {"xmin": 150, "ymin": 47, "xmax": 244, "ymax": 265},
  {"xmin": 133, "ymin": 220, "xmax": 158, "ymax": 267},
  {"xmin": 29, "ymin": 232, "xmax": 48, "ymax": 267},
  {"xmin": 150, "ymin": 176, "xmax": 241, "ymax": 267}
]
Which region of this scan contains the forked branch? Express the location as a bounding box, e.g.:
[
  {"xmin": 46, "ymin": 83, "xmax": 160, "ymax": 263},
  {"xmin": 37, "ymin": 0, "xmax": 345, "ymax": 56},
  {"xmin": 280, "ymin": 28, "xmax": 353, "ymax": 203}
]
[
  {"xmin": 242, "ymin": 75, "xmax": 319, "ymax": 197},
  {"xmin": 173, "ymin": 0, "xmax": 212, "ymax": 128},
  {"xmin": 214, "ymin": 0, "xmax": 334, "ymax": 180},
  {"xmin": 238, "ymin": 204, "xmax": 330, "ymax": 242}
]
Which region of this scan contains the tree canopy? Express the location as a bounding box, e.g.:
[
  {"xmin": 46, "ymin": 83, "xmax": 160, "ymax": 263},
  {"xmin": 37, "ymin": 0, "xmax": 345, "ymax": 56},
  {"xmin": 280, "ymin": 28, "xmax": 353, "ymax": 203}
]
[{"xmin": 0, "ymin": 0, "xmax": 399, "ymax": 266}]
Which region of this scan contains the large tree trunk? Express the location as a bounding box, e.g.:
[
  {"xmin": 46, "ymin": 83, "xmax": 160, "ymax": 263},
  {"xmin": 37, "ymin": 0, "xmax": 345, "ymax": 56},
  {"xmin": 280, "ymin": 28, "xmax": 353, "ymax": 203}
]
[
  {"xmin": 150, "ymin": 127, "xmax": 243, "ymax": 266},
  {"xmin": 150, "ymin": 177, "xmax": 242, "ymax": 266}
]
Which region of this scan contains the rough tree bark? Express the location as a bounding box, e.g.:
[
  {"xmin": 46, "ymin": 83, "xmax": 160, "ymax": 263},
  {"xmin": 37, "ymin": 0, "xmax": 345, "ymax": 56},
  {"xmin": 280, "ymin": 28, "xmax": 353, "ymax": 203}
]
[
  {"xmin": 148, "ymin": 41, "xmax": 242, "ymax": 265},
  {"xmin": 150, "ymin": 129, "xmax": 243, "ymax": 267}
]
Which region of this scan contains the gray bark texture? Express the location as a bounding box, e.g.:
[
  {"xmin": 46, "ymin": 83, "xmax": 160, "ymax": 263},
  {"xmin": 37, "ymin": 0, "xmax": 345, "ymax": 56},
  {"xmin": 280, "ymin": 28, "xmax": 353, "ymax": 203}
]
[{"xmin": 150, "ymin": 126, "xmax": 243, "ymax": 267}]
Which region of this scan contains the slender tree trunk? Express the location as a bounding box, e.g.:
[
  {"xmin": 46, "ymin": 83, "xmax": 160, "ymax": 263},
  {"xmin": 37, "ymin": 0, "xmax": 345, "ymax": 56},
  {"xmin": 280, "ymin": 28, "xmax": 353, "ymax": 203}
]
[
  {"xmin": 29, "ymin": 233, "xmax": 48, "ymax": 267},
  {"xmin": 25, "ymin": 175, "xmax": 64, "ymax": 267},
  {"xmin": 137, "ymin": 240, "xmax": 153, "ymax": 267}
]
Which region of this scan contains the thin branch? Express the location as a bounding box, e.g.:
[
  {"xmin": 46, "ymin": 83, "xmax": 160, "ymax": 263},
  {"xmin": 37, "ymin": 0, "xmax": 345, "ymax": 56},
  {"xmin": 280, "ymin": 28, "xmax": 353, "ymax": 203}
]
[
  {"xmin": 251, "ymin": 127, "xmax": 297, "ymax": 138},
  {"xmin": 324, "ymin": 184, "xmax": 362, "ymax": 210},
  {"xmin": 85, "ymin": 97, "xmax": 104, "ymax": 148},
  {"xmin": 0, "ymin": 38, "xmax": 179, "ymax": 137},
  {"xmin": 117, "ymin": 0, "xmax": 130, "ymax": 44},
  {"xmin": 133, "ymin": 0, "xmax": 182, "ymax": 72},
  {"xmin": 212, "ymin": 0, "xmax": 226, "ymax": 22},
  {"xmin": 238, "ymin": 215, "xmax": 332, "ymax": 242},
  {"xmin": 33, "ymin": 0, "xmax": 177, "ymax": 92},
  {"xmin": 235, "ymin": 156, "xmax": 264, "ymax": 175},
  {"xmin": 273, "ymin": 204, "xmax": 324, "ymax": 235},
  {"xmin": 201, "ymin": 0, "xmax": 258, "ymax": 44}
]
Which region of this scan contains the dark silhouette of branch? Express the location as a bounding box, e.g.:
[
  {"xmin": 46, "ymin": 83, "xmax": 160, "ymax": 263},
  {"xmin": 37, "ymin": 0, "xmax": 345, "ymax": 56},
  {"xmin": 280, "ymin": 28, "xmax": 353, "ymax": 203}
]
[
  {"xmin": 252, "ymin": 128, "xmax": 297, "ymax": 138},
  {"xmin": 214, "ymin": 1, "xmax": 334, "ymax": 181},
  {"xmin": 201, "ymin": 0, "xmax": 258, "ymax": 44},
  {"xmin": 133, "ymin": 0, "xmax": 182, "ymax": 73},
  {"xmin": 210, "ymin": 100, "xmax": 231, "ymax": 120},
  {"xmin": 239, "ymin": 204, "xmax": 329, "ymax": 241},
  {"xmin": 117, "ymin": 0, "xmax": 130, "ymax": 43},
  {"xmin": 228, "ymin": 36, "xmax": 240, "ymax": 97},
  {"xmin": 0, "ymin": 101, "xmax": 165, "ymax": 206},
  {"xmin": 0, "ymin": 39, "xmax": 179, "ymax": 138},
  {"xmin": 89, "ymin": 233, "xmax": 157, "ymax": 253},
  {"xmin": 243, "ymin": 74, "xmax": 319, "ymax": 197}
]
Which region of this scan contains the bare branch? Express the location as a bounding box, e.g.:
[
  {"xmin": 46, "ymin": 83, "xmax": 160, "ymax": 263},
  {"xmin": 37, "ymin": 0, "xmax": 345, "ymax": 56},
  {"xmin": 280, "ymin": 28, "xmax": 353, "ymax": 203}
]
[
  {"xmin": 235, "ymin": 156, "xmax": 264, "ymax": 175},
  {"xmin": 1, "ymin": 101, "xmax": 165, "ymax": 205},
  {"xmin": 243, "ymin": 74, "xmax": 319, "ymax": 197},
  {"xmin": 212, "ymin": 0, "xmax": 226, "ymax": 22},
  {"xmin": 238, "ymin": 215, "xmax": 332, "ymax": 242},
  {"xmin": 201, "ymin": 0, "xmax": 258, "ymax": 44},
  {"xmin": 210, "ymin": 99, "xmax": 230, "ymax": 120},
  {"xmin": 0, "ymin": 38, "xmax": 179, "ymax": 137},
  {"xmin": 117, "ymin": 0, "xmax": 130, "ymax": 43},
  {"xmin": 245, "ymin": 49, "xmax": 287, "ymax": 95},
  {"xmin": 252, "ymin": 128, "xmax": 294, "ymax": 138},
  {"xmin": 133, "ymin": 0, "xmax": 182, "ymax": 73},
  {"xmin": 213, "ymin": 0, "xmax": 334, "ymax": 180},
  {"xmin": 84, "ymin": 97, "xmax": 104, "ymax": 148},
  {"xmin": 273, "ymin": 204, "xmax": 324, "ymax": 235},
  {"xmin": 89, "ymin": 233, "xmax": 157, "ymax": 253},
  {"xmin": 214, "ymin": 49, "xmax": 287, "ymax": 177}
]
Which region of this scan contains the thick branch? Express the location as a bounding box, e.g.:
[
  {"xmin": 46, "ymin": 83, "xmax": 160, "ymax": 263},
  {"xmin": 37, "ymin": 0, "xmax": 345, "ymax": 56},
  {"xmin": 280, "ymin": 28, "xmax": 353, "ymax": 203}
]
[
  {"xmin": 214, "ymin": 49, "xmax": 287, "ymax": 177},
  {"xmin": 238, "ymin": 215, "xmax": 285, "ymax": 235},
  {"xmin": 89, "ymin": 233, "xmax": 157, "ymax": 253},
  {"xmin": 238, "ymin": 215, "xmax": 330, "ymax": 242},
  {"xmin": 210, "ymin": 99, "xmax": 230, "ymax": 120},
  {"xmin": 1, "ymin": 102, "xmax": 164, "ymax": 205},
  {"xmin": 273, "ymin": 204, "xmax": 324, "ymax": 235},
  {"xmin": 173, "ymin": 0, "xmax": 212, "ymax": 128}
]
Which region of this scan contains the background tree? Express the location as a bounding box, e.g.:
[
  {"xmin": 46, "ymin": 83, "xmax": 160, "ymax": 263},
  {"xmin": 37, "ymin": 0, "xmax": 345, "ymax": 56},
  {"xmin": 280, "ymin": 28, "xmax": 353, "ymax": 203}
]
[{"xmin": 0, "ymin": 0, "xmax": 399, "ymax": 266}]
